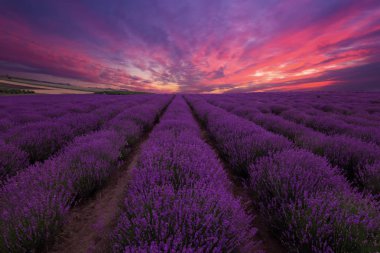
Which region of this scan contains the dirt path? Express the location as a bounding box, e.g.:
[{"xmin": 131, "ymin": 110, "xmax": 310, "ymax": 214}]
[
  {"xmin": 187, "ymin": 100, "xmax": 286, "ymax": 253},
  {"xmin": 48, "ymin": 99, "xmax": 174, "ymax": 253},
  {"xmin": 48, "ymin": 139, "xmax": 144, "ymax": 253}
]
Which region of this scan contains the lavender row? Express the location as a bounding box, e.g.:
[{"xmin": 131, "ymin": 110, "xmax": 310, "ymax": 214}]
[
  {"xmin": 112, "ymin": 96, "xmax": 258, "ymax": 252},
  {"xmin": 0, "ymin": 95, "xmax": 127, "ymax": 132},
  {"xmin": 276, "ymin": 99, "xmax": 380, "ymax": 127},
  {"xmin": 249, "ymin": 92, "xmax": 380, "ymax": 124},
  {"xmin": 0, "ymin": 95, "xmax": 172, "ymax": 252},
  {"xmin": 243, "ymin": 96, "xmax": 380, "ymax": 145},
  {"xmin": 230, "ymin": 92, "xmax": 380, "ymax": 124},
  {"xmin": 0, "ymin": 95, "xmax": 152, "ymax": 182},
  {"xmin": 191, "ymin": 97, "xmax": 292, "ymax": 177},
  {"xmin": 206, "ymin": 96, "xmax": 380, "ymax": 195},
  {"xmin": 186, "ymin": 95, "xmax": 379, "ymax": 253},
  {"xmin": 279, "ymin": 108, "xmax": 380, "ymax": 144},
  {"xmin": 1, "ymin": 96, "xmax": 148, "ymax": 138},
  {"xmin": 249, "ymin": 92, "xmax": 380, "ymax": 118}
]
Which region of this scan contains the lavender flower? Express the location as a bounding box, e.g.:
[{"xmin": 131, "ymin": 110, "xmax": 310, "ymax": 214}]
[
  {"xmin": 0, "ymin": 95, "xmax": 171, "ymax": 252},
  {"xmin": 112, "ymin": 96, "xmax": 258, "ymax": 252}
]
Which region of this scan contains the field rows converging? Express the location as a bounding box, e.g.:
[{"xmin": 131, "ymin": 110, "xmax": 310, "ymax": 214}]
[
  {"xmin": 0, "ymin": 95, "xmax": 127, "ymax": 134},
  {"xmin": 0, "ymin": 95, "xmax": 157, "ymax": 182},
  {"xmin": 240, "ymin": 93, "xmax": 380, "ymax": 144},
  {"xmin": 185, "ymin": 95, "xmax": 379, "ymax": 253},
  {"xmin": 2, "ymin": 1, "xmax": 380, "ymax": 252},
  {"xmin": 0, "ymin": 94, "xmax": 173, "ymax": 252},
  {"xmin": 0, "ymin": 93, "xmax": 379, "ymax": 253},
  {"xmin": 204, "ymin": 95, "xmax": 380, "ymax": 195},
  {"xmin": 112, "ymin": 96, "xmax": 260, "ymax": 252}
]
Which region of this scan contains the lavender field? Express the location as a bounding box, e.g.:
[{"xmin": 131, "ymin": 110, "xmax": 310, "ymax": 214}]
[{"xmin": 0, "ymin": 93, "xmax": 379, "ymax": 253}]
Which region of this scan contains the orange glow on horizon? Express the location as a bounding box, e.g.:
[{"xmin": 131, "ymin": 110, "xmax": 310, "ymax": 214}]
[{"xmin": 0, "ymin": 1, "xmax": 379, "ymax": 93}]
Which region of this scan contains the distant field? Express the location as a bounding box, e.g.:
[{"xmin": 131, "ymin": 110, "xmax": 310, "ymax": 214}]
[
  {"xmin": 0, "ymin": 80, "xmax": 93, "ymax": 94},
  {"xmin": 0, "ymin": 93, "xmax": 379, "ymax": 253},
  {"xmin": 0, "ymin": 76, "xmax": 141, "ymax": 95},
  {"xmin": 0, "ymin": 82, "xmax": 47, "ymax": 90}
]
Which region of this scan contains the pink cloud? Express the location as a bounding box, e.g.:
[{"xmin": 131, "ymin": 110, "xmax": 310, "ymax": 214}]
[{"xmin": 0, "ymin": 0, "xmax": 379, "ymax": 93}]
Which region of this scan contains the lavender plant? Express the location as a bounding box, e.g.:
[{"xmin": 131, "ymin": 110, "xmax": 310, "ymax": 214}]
[
  {"xmin": 186, "ymin": 95, "xmax": 380, "ymax": 253},
  {"xmin": 205, "ymin": 95, "xmax": 380, "ymax": 194},
  {"xmin": 112, "ymin": 96, "xmax": 258, "ymax": 252},
  {"xmin": 0, "ymin": 95, "xmax": 171, "ymax": 252},
  {"xmin": 0, "ymin": 95, "xmax": 153, "ymax": 182}
]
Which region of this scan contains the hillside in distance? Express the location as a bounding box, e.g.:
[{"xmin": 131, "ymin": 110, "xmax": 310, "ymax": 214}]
[{"xmin": 0, "ymin": 75, "xmax": 141, "ymax": 95}]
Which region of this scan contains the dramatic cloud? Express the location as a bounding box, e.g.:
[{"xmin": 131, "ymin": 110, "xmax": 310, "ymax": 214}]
[{"xmin": 0, "ymin": 0, "xmax": 379, "ymax": 93}]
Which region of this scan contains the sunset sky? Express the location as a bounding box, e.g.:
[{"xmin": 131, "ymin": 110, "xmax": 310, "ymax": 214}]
[{"xmin": 0, "ymin": 0, "xmax": 379, "ymax": 93}]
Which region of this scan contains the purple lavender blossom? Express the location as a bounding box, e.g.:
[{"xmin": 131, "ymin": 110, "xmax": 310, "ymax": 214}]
[
  {"xmin": 186, "ymin": 94, "xmax": 380, "ymax": 253},
  {"xmin": 0, "ymin": 95, "xmax": 171, "ymax": 252},
  {"xmin": 205, "ymin": 94, "xmax": 380, "ymax": 194},
  {"xmin": 112, "ymin": 96, "xmax": 258, "ymax": 252}
]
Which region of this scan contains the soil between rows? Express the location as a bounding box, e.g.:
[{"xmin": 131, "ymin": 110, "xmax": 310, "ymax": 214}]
[
  {"xmin": 48, "ymin": 137, "xmax": 145, "ymax": 253},
  {"xmin": 48, "ymin": 96, "xmax": 285, "ymax": 253},
  {"xmin": 48, "ymin": 99, "xmax": 173, "ymax": 253},
  {"xmin": 186, "ymin": 98, "xmax": 286, "ymax": 253}
]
